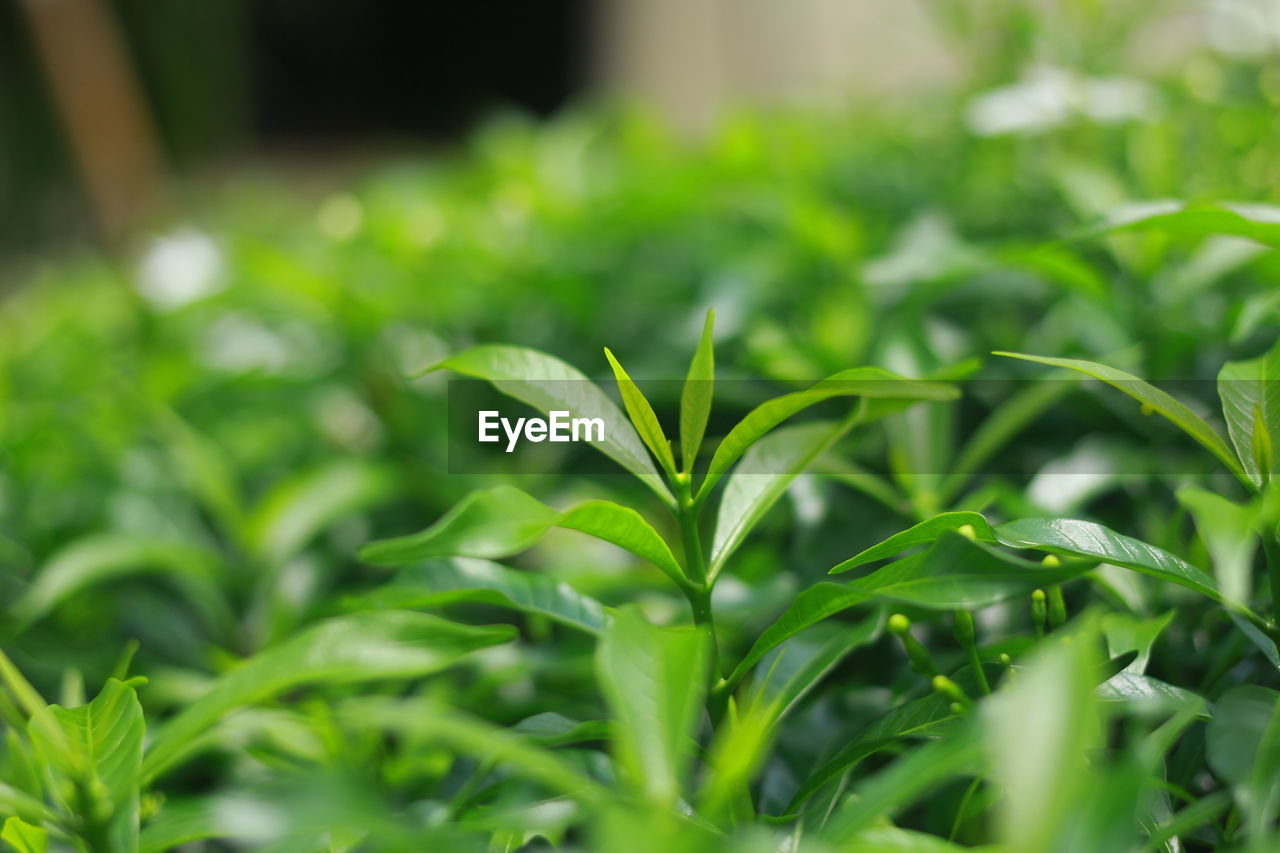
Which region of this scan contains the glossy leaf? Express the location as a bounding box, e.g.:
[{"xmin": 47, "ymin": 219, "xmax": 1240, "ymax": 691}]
[
  {"xmin": 595, "ymin": 607, "xmax": 709, "ymax": 806},
  {"xmin": 994, "ymin": 518, "xmax": 1228, "ymax": 605},
  {"xmin": 1100, "ymin": 610, "xmax": 1175, "ymax": 675},
  {"xmin": 696, "ymin": 368, "xmax": 957, "ymax": 501},
  {"xmin": 352, "ymin": 557, "xmax": 608, "ymax": 635},
  {"xmin": 710, "ymin": 421, "xmax": 851, "ymax": 582},
  {"xmin": 994, "ymin": 352, "xmax": 1247, "ymax": 484},
  {"xmin": 730, "ymin": 534, "xmax": 1078, "ymax": 691},
  {"xmin": 1097, "ymin": 673, "xmax": 1209, "ymax": 717},
  {"xmin": 143, "ymin": 611, "xmax": 514, "ymax": 781},
  {"xmin": 1218, "ymin": 341, "xmax": 1280, "ymax": 489},
  {"xmin": 605, "ymin": 347, "xmax": 678, "ymax": 477},
  {"xmin": 430, "ymin": 345, "xmax": 673, "ymax": 505},
  {"xmin": 680, "ymin": 309, "xmax": 715, "ymax": 473},
  {"xmin": 829, "ymin": 512, "xmax": 998, "ymax": 574},
  {"xmin": 359, "ymin": 486, "xmax": 683, "ymax": 584}
]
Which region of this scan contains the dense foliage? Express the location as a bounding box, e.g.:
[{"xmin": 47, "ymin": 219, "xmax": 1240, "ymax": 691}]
[{"xmin": 6, "ymin": 19, "xmax": 1280, "ymax": 851}]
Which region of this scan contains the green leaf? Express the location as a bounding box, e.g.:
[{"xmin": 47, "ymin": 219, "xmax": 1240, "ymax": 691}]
[
  {"xmin": 430, "ymin": 345, "xmax": 674, "ymax": 505},
  {"xmin": 835, "ymin": 827, "xmax": 977, "ymax": 852},
  {"xmin": 1218, "ymin": 341, "xmax": 1280, "ymax": 489},
  {"xmin": 744, "ymin": 616, "xmax": 885, "ymax": 728},
  {"xmin": 1097, "ymin": 673, "xmax": 1209, "ymax": 718},
  {"xmin": 1089, "ymin": 200, "xmax": 1280, "ymax": 248},
  {"xmin": 595, "ymin": 607, "xmax": 709, "ymax": 806},
  {"xmin": 351, "ymin": 557, "xmax": 608, "ymax": 635},
  {"xmin": 729, "ymin": 534, "xmax": 1080, "ymax": 691},
  {"xmin": 984, "ymin": 622, "xmax": 1102, "ymax": 853},
  {"xmin": 994, "ymin": 352, "xmax": 1247, "ymax": 485},
  {"xmin": 604, "ymin": 348, "xmax": 677, "ymax": 477},
  {"xmin": 710, "ymin": 421, "xmax": 851, "ymax": 583},
  {"xmin": 828, "ymin": 512, "xmax": 998, "ymax": 574},
  {"xmin": 7, "ymin": 536, "xmax": 232, "ymax": 635},
  {"xmin": 680, "ymin": 309, "xmax": 716, "ymax": 473},
  {"xmin": 142, "ymin": 611, "xmax": 514, "ymax": 781},
  {"xmin": 787, "ymin": 669, "xmax": 993, "ymax": 812},
  {"xmin": 696, "ymin": 368, "xmax": 957, "ymax": 501},
  {"xmin": 1207, "ymin": 686, "xmax": 1280, "ymax": 786},
  {"xmin": 1178, "ymin": 487, "xmax": 1259, "ymax": 606},
  {"xmin": 358, "ymin": 486, "xmax": 684, "ymax": 585},
  {"xmin": 1, "ymin": 818, "xmax": 46, "ymax": 853},
  {"xmin": 510, "ymin": 712, "xmax": 612, "ymax": 747},
  {"xmin": 993, "ymin": 518, "xmax": 1229, "ymax": 605},
  {"xmin": 1100, "ymin": 610, "xmax": 1175, "ymax": 675},
  {"xmin": 247, "ymin": 460, "xmax": 394, "ymax": 566},
  {"xmin": 821, "ymin": 722, "xmax": 983, "ymax": 840},
  {"xmin": 29, "ymin": 679, "xmax": 143, "ymax": 853}
]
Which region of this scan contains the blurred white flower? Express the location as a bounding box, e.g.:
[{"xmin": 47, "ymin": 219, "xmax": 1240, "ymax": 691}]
[
  {"xmin": 1206, "ymin": 0, "xmax": 1280, "ymax": 57},
  {"xmin": 967, "ymin": 66, "xmax": 1158, "ymax": 137},
  {"xmin": 135, "ymin": 228, "xmax": 225, "ymax": 311}
]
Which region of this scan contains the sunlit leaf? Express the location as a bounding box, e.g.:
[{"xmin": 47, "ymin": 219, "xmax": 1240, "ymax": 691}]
[
  {"xmin": 352, "ymin": 557, "xmax": 607, "ymax": 635},
  {"xmin": 605, "ymin": 347, "xmax": 678, "ymax": 477},
  {"xmin": 596, "ymin": 607, "xmax": 709, "ymax": 806},
  {"xmin": 680, "ymin": 309, "xmax": 716, "ymax": 473},
  {"xmin": 696, "ymin": 369, "xmax": 957, "ymax": 501},
  {"xmin": 1218, "ymin": 340, "xmax": 1280, "ymax": 489},
  {"xmin": 994, "ymin": 352, "xmax": 1247, "ymax": 485},
  {"xmin": 430, "ymin": 345, "xmax": 673, "ymax": 505},
  {"xmin": 359, "ymin": 486, "xmax": 683, "ymax": 584}
]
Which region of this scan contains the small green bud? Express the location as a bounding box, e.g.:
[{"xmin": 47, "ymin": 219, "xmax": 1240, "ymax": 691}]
[
  {"xmin": 1140, "ymin": 403, "xmax": 1155, "ymax": 416},
  {"xmin": 888, "ymin": 613, "xmax": 911, "ymax": 635},
  {"xmin": 1031, "ymin": 588, "xmax": 1047, "ymax": 639},
  {"xmin": 998, "ymin": 653, "xmax": 1012, "ymax": 667},
  {"xmin": 957, "ymin": 524, "xmax": 977, "ymax": 540},
  {"xmin": 953, "ymin": 610, "xmax": 976, "ymax": 645},
  {"xmin": 932, "ymin": 675, "xmax": 972, "ymax": 710},
  {"xmin": 1041, "ymin": 554, "xmax": 1061, "ymax": 568},
  {"xmin": 890, "ymin": 614, "xmax": 938, "ymax": 677}
]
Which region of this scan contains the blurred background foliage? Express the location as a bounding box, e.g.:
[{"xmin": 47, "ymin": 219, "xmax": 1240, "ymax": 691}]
[{"xmin": 5, "ymin": 0, "xmax": 1280, "ymax": 850}]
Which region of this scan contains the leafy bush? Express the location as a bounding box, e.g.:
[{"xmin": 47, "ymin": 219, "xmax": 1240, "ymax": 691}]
[{"xmin": 6, "ymin": 33, "xmax": 1280, "ymax": 850}]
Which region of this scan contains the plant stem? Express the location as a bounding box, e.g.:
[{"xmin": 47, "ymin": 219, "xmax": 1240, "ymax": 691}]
[{"xmin": 676, "ymin": 476, "xmax": 721, "ymax": 687}]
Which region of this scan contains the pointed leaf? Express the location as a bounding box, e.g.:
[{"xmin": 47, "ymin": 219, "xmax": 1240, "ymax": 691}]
[
  {"xmin": 993, "ymin": 518, "xmax": 1231, "ymax": 606},
  {"xmin": 142, "ymin": 611, "xmax": 514, "ymax": 781},
  {"xmin": 994, "ymin": 352, "xmax": 1247, "ymax": 484},
  {"xmin": 1178, "ymin": 487, "xmax": 1259, "ymax": 606},
  {"xmin": 29, "ymin": 679, "xmax": 143, "ymax": 853},
  {"xmin": 351, "ymin": 557, "xmax": 607, "ymax": 635},
  {"xmin": 1, "ymin": 818, "xmax": 46, "ymax": 853},
  {"xmin": 729, "ymin": 534, "xmax": 1081, "ymax": 690},
  {"xmin": 696, "ymin": 368, "xmax": 958, "ymax": 501},
  {"xmin": 710, "ymin": 421, "xmax": 851, "ymax": 582},
  {"xmin": 430, "ymin": 345, "xmax": 673, "ymax": 505},
  {"xmin": 595, "ymin": 607, "xmax": 709, "ymax": 806},
  {"xmin": 8, "ymin": 535, "xmax": 232, "ymax": 635},
  {"xmin": 1218, "ymin": 341, "xmax": 1280, "ymax": 488},
  {"xmin": 787, "ymin": 665, "xmax": 995, "ymax": 811},
  {"xmin": 680, "ymin": 309, "xmax": 715, "ymax": 472},
  {"xmin": 604, "ymin": 348, "xmax": 677, "ymax": 477},
  {"xmin": 359, "ymin": 486, "xmax": 684, "ymax": 584},
  {"xmin": 829, "ymin": 512, "xmax": 998, "ymax": 574}
]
